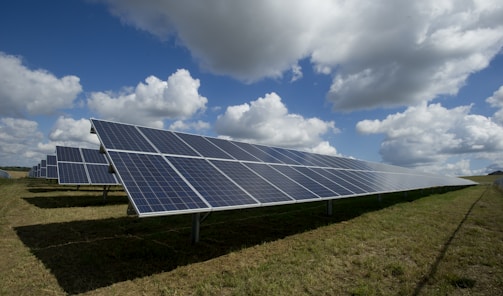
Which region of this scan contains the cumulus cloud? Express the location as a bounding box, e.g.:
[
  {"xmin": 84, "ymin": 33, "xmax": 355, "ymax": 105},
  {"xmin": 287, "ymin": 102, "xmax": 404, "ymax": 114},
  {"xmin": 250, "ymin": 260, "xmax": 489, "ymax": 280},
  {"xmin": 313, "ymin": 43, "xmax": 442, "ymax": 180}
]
[
  {"xmin": 486, "ymin": 85, "xmax": 503, "ymax": 123},
  {"xmin": 168, "ymin": 120, "xmax": 210, "ymax": 132},
  {"xmin": 87, "ymin": 69, "xmax": 208, "ymax": 128},
  {"xmin": 0, "ymin": 52, "xmax": 82, "ymax": 116},
  {"xmin": 0, "ymin": 118, "xmax": 45, "ymax": 166},
  {"xmin": 0, "ymin": 116, "xmax": 102, "ymax": 167},
  {"xmin": 356, "ymin": 102, "xmax": 503, "ymax": 174},
  {"xmin": 49, "ymin": 117, "xmax": 100, "ymax": 147},
  {"xmin": 215, "ymin": 92, "xmax": 338, "ymax": 152},
  {"xmin": 98, "ymin": 0, "xmax": 503, "ymax": 109}
]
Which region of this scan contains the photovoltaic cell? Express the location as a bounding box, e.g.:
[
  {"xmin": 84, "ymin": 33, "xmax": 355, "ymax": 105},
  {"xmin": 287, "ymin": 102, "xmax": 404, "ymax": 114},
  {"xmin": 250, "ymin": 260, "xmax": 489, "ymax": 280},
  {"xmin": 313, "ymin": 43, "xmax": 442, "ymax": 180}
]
[
  {"xmin": 81, "ymin": 148, "xmax": 108, "ymax": 164},
  {"xmin": 243, "ymin": 162, "xmax": 319, "ymax": 201},
  {"xmin": 46, "ymin": 165, "xmax": 58, "ymax": 179},
  {"xmin": 47, "ymin": 155, "xmax": 57, "ymax": 166},
  {"xmin": 205, "ymin": 137, "xmax": 260, "ymax": 162},
  {"xmin": 92, "ymin": 120, "xmax": 156, "ymax": 152},
  {"xmin": 58, "ymin": 162, "xmax": 88, "ymax": 184},
  {"xmin": 175, "ymin": 132, "xmax": 233, "ymax": 159},
  {"xmin": 271, "ymin": 165, "xmax": 337, "ymax": 198},
  {"xmin": 138, "ymin": 127, "xmax": 199, "ymax": 156},
  {"xmin": 56, "ymin": 146, "xmax": 83, "ymax": 162},
  {"xmin": 167, "ymin": 157, "xmax": 258, "ymax": 208},
  {"xmin": 231, "ymin": 141, "xmax": 283, "ymax": 163},
  {"xmin": 210, "ymin": 160, "xmax": 294, "ymax": 204},
  {"xmin": 86, "ymin": 164, "xmax": 117, "ymax": 184},
  {"xmin": 108, "ymin": 151, "xmax": 209, "ymax": 214}
]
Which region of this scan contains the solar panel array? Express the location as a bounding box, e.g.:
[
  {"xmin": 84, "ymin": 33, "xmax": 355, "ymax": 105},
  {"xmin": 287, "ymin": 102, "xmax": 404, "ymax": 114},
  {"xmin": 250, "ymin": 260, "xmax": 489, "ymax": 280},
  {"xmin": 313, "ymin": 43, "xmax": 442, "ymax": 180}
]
[
  {"xmin": 91, "ymin": 119, "xmax": 476, "ymax": 218},
  {"xmin": 56, "ymin": 146, "xmax": 120, "ymax": 185},
  {"xmin": 46, "ymin": 155, "xmax": 58, "ymax": 179}
]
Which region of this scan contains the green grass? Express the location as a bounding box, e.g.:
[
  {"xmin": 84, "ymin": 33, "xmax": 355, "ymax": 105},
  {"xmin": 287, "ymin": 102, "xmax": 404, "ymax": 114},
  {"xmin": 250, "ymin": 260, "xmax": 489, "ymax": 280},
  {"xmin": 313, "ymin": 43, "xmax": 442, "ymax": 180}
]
[{"xmin": 1, "ymin": 176, "xmax": 502, "ymax": 295}]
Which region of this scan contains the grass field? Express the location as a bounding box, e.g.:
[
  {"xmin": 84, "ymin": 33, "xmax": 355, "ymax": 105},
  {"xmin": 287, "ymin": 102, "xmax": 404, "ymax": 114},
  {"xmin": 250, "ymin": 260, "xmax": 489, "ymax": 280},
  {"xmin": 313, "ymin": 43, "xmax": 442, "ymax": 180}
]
[{"xmin": 1, "ymin": 176, "xmax": 502, "ymax": 295}]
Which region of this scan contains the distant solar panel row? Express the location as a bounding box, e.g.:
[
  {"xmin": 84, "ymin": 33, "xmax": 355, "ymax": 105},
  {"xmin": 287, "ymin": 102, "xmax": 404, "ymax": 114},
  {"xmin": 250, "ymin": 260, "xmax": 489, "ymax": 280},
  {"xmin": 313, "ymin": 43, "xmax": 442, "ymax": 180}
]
[
  {"xmin": 56, "ymin": 146, "xmax": 120, "ymax": 185},
  {"xmin": 91, "ymin": 119, "xmax": 476, "ymax": 218}
]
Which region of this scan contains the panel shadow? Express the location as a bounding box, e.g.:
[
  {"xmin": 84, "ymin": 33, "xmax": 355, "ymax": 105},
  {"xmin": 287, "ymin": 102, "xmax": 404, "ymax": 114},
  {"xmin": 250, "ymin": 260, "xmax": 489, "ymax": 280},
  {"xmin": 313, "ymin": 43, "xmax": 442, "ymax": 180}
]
[
  {"xmin": 23, "ymin": 194, "xmax": 128, "ymax": 208},
  {"xmin": 15, "ymin": 188, "xmax": 464, "ymax": 294}
]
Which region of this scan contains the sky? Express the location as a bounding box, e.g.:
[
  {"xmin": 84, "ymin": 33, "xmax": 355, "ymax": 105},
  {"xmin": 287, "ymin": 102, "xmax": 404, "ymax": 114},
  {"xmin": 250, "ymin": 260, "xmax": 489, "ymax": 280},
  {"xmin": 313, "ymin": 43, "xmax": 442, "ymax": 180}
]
[{"xmin": 1, "ymin": 0, "xmax": 503, "ymax": 176}]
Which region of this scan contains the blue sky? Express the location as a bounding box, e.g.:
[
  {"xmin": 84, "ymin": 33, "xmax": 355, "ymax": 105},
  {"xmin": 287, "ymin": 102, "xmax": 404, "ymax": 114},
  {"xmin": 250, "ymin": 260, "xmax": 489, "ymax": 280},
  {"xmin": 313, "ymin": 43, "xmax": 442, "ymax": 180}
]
[{"xmin": 1, "ymin": 0, "xmax": 503, "ymax": 176}]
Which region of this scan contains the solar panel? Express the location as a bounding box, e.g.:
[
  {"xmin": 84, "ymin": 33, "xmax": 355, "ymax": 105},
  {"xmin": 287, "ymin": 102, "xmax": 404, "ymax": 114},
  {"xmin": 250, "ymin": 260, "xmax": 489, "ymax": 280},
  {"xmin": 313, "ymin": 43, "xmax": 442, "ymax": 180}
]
[
  {"xmin": 167, "ymin": 157, "xmax": 259, "ymax": 208},
  {"xmin": 90, "ymin": 118, "xmax": 477, "ymax": 218},
  {"xmin": 56, "ymin": 146, "xmax": 83, "ymax": 162},
  {"xmin": 81, "ymin": 148, "xmax": 108, "ymax": 164},
  {"xmin": 210, "ymin": 160, "xmax": 294, "ymax": 204},
  {"xmin": 89, "ymin": 164, "xmax": 117, "ymax": 184},
  {"xmin": 138, "ymin": 126, "xmax": 199, "ymax": 156},
  {"xmin": 47, "ymin": 155, "xmax": 57, "ymax": 165},
  {"xmin": 107, "ymin": 151, "xmax": 209, "ymax": 214},
  {"xmin": 58, "ymin": 162, "xmax": 88, "ymax": 184},
  {"xmin": 56, "ymin": 146, "xmax": 120, "ymax": 185},
  {"xmin": 46, "ymin": 165, "xmax": 58, "ymax": 179}
]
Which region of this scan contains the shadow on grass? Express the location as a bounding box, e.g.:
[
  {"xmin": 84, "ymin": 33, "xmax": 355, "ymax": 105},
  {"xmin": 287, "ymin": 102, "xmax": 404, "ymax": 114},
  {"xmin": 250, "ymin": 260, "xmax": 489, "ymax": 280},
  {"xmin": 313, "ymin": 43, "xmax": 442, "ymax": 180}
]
[
  {"xmin": 23, "ymin": 194, "xmax": 128, "ymax": 208},
  {"xmin": 15, "ymin": 187, "xmax": 465, "ymax": 294}
]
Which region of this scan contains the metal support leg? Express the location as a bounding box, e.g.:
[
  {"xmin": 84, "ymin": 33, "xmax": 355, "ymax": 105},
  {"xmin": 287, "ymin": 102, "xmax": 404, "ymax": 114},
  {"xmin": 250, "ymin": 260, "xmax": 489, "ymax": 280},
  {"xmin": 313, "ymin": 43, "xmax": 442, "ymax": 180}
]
[
  {"xmin": 102, "ymin": 185, "xmax": 109, "ymax": 201},
  {"xmin": 326, "ymin": 200, "xmax": 333, "ymax": 216},
  {"xmin": 191, "ymin": 212, "xmax": 201, "ymax": 244}
]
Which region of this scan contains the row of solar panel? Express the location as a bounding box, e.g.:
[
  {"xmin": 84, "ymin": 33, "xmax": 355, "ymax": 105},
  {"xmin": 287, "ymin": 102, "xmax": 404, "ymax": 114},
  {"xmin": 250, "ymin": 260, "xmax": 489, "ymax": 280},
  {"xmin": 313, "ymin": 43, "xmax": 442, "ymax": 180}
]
[
  {"xmin": 28, "ymin": 147, "xmax": 120, "ymax": 185},
  {"xmin": 91, "ymin": 119, "xmax": 422, "ymax": 175},
  {"xmin": 91, "ymin": 118, "xmax": 475, "ymax": 217},
  {"xmin": 109, "ymin": 152, "xmax": 471, "ymax": 216}
]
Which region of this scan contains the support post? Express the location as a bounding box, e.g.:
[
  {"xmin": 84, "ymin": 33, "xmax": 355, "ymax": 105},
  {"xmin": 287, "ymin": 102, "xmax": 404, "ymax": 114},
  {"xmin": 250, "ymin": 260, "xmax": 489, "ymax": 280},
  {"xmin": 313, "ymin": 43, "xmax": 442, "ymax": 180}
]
[
  {"xmin": 191, "ymin": 212, "xmax": 201, "ymax": 244},
  {"xmin": 102, "ymin": 185, "xmax": 109, "ymax": 201},
  {"xmin": 326, "ymin": 200, "xmax": 333, "ymax": 216}
]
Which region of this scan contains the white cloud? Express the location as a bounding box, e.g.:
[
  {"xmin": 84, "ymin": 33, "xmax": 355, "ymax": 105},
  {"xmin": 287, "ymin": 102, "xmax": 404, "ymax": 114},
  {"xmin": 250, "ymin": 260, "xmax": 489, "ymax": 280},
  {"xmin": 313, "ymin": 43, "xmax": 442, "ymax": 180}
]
[
  {"xmin": 87, "ymin": 69, "xmax": 208, "ymax": 128},
  {"xmin": 215, "ymin": 92, "xmax": 338, "ymax": 152},
  {"xmin": 168, "ymin": 120, "xmax": 210, "ymax": 132},
  {"xmin": 0, "ymin": 118, "xmax": 45, "ymax": 166},
  {"xmin": 49, "ymin": 116, "xmax": 100, "ymax": 147},
  {"xmin": 356, "ymin": 102, "xmax": 503, "ymax": 175},
  {"xmin": 99, "ymin": 0, "xmax": 503, "ymax": 109},
  {"xmin": 486, "ymin": 85, "xmax": 503, "ymax": 123},
  {"xmin": 0, "ymin": 116, "xmax": 103, "ymax": 167},
  {"xmin": 0, "ymin": 52, "xmax": 82, "ymax": 116}
]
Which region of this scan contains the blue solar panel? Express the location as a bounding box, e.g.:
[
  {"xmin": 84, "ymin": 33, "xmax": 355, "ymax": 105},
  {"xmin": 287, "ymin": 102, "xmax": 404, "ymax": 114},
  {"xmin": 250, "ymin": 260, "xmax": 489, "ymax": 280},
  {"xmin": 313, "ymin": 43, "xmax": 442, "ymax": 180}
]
[
  {"xmin": 271, "ymin": 165, "xmax": 337, "ymax": 198},
  {"xmin": 86, "ymin": 164, "xmax": 118, "ymax": 184},
  {"xmin": 254, "ymin": 145, "xmax": 301, "ymax": 165},
  {"xmin": 167, "ymin": 157, "xmax": 258, "ymax": 208},
  {"xmin": 138, "ymin": 127, "xmax": 199, "ymax": 156},
  {"xmin": 80, "ymin": 148, "xmax": 108, "ymax": 164},
  {"xmin": 90, "ymin": 119, "xmax": 477, "ymax": 218},
  {"xmin": 210, "ymin": 160, "xmax": 294, "ymax": 204},
  {"xmin": 47, "ymin": 155, "xmax": 57, "ymax": 165},
  {"xmin": 56, "ymin": 146, "xmax": 83, "ymax": 162},
  {"xmin": 230, "ymin": 141, "xmax": 283, "ymax": 163},
  {"xmin": 292, "ymin": 166, "xmax": 352, "ymax": 197},
  {"xmin": 58, "ymin": 163, "xmax": 88, "ymax": 184},
  {"xmin": 175, "ymin": 132, "xmax": 233, "ymax": 159},
  {"xmin": 46, "ymin": 165, "xmax": 58, "ymax": 179},
  {"xmin": 205, "ymin": 137, "xmax": 260, "ymax": 161},
  {"xmin": 92, "ymin": 119, "xmax": 157, "ymax": 152},
  {"xmin": 315, "ymin": 169, "xmax": 367, "ymax": 194},
  {"xmin": 107, "ymin": 151, "xmax": 209, "ymax": 215},
  {"xmin": 243, "ymin": 162, "xmax": 319, "ymax": 201}
]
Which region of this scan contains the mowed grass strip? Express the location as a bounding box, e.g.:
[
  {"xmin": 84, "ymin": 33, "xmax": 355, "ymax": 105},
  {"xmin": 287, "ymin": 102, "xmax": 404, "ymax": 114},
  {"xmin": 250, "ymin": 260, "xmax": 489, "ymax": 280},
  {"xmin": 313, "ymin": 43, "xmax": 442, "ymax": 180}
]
[{"xmin": 1, "ymin": 177, "xmax": 502, "ymax": 295}]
